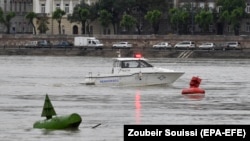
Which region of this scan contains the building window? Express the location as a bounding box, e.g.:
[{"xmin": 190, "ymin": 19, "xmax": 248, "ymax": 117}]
[
  {"xmin": 246, "ymin": 5, "xmax": 250, "ymax": 13},
  {"xmin": 41, "ymin": 4, "xmax": 45, "ymax": 13},
  {"xmin": 56, "ymin": 4, "xmax": 60, "ymax": 9},
  {"xmin": 15, "ymin": 2, "xmax": 17, "ymax": 12},
  {"xmin": 199, "ymin": 3, "xmax": 204, "ymax": 8},
  {"xmin": 4, "ymin": 0, "xmax": 7, "ymax": 11},
  {"xmin": 73, "ymin": 25, "xmax": 78, "ymax": 34},
  {"xmin": 10, "ymin": 1, "xmax": 12, "ymax": 11},
  {"xmin": 246, "ymin": 22, "xmax": 250, "ymax": 32},
  {"xmin": 217, "ymin": 6, "xmax": 222, "ymax": 13},
  {"xmin": 65, "ymin": 4, "xmax": 69, "ymax": 13},
  {"xmin": 24, "ymin": 2, "xmax": 26, "ymax": 12},
  {"xmin": 19, "ymin": 2, "xmax": 22, "ymax": 12},
  {"xmin": 208, "ymin": 2, "xmax": 215, "ymax": 12}
]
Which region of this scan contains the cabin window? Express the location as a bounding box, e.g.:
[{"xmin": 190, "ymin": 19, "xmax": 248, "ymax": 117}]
[
  {"xmin": 121, "ymin": 60, "xmax": 152, "ymax": 68},
  {"xmin": 121, "ymin": 62, "xmax": 128, "ymax": 68},
  {"xmin": 113, "ymin": 61, "xmax": 120, "ymax": 67},
  {"xmin": 139, "ymin": 60, "xmax": 153, "ymax": 67}
]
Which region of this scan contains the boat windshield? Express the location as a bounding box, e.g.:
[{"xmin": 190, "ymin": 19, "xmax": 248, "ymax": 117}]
[{"xmin": 119, "ymin": 60, "xmax": 153, "ymax": 68}]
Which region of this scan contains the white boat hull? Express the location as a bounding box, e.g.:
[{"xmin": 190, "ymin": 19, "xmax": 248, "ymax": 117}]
[{"xmin": 85, "ymin": 72, "xmax": 184, "ymax": 87}]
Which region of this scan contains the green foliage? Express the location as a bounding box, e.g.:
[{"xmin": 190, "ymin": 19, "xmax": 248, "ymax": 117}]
[
  {"xmin": 98, "ymin": 9, "xmax": 112, "ymax": 28},
  {"xmin": 220, "ymin": 10, "xmax": 230, "ymax": 22},
  {"xmin": 67, "ymin": 2, "xmax": 91, "ymax": 34},
  {"xmin": 217, "ymin": 0, "xmax": 246, "ymax": 12},
  {"xmin": 216, "ymin": 0, "xmax": 246, "ymax": 35},
  {"xmin": 195, "ymin": 10, "xmax": 213, "ymax": 32},
  {"xmin": 37, "ymin": 15, "xmax": 49, "ymax": 34},
  {"xmin": 0, "ymin": 7, "xmax": 16, "ymax": 34},
  {"xmin": 120, "ymin": 14, "xmax": 136, "ymax": 33},
  {"xmin": 26, "ymin": 12, "xmax": 37, "ymax": 34},
  {"xmin": 144, "ymin": 10, "xmax": 162, "ymax": 34},
  {"xmin": 168, "ymin": 8, "xmax": 189, "ymax": 34},
  {"xmin": 52, "ymin": 8, "xmax": 66, "ymax": 34},
  {"xmin": 78, "ymin": 8, "xmax": 90, "ymax": 22},
  {"xmin": 52, "ymin": 8, "xmax": 66, "ymax": 22}
]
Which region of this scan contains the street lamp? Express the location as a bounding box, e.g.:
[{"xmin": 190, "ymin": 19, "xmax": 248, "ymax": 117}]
[{"xmin": 62, "ymin": 25, "xmax": 65, "ymax": 34}]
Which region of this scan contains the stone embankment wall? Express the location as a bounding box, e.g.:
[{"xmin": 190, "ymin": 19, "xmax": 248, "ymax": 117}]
[
  {"xmin": 0, "ymin": 34, "xmax": 250, "ymax": 58},
  {"xmin": 1, "ymin": 34, "xmax": 250, "ymax": 48}
]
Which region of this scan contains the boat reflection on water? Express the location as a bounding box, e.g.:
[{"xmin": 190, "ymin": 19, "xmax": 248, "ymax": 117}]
[
  {"xmin": 182, "ymin": 94, "xmax": 205, "ymax": 100},
  {"xmin": 135, "ymin": 90, "xmax": 141, "ymax": 124}
]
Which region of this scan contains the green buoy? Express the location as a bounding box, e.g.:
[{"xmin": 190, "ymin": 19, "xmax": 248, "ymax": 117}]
[{"xmin": 33, "ymin": 94, "xmax": 82, "ymax": 130}]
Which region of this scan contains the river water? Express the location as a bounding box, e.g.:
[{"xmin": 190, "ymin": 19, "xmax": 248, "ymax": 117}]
[{"xmin": 0, "ymin": 56, "xmax": 250, "ymax": 141}]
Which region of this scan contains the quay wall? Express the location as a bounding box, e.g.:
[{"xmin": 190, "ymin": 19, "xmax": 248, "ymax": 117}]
[
  {"xmin": 0, "ymin": 34, "xmax": 250, "ymax": 58},
  {"xmin": 1, "ymin": 34, "xmax": 250, "ymax": 48}
]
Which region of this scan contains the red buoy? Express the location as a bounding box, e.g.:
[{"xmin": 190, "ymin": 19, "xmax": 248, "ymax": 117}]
[{"xmin": 182, "ymin": 76, "xmax": 205, "ymax": 94}]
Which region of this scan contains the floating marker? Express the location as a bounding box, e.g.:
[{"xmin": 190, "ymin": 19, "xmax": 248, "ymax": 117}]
[
  {"xmin": 182, "ymin": 76, "xmax": 205, "ymax": 94},
  {"xmin": 33, "ymin": 94, "xmax": 82, "ymax": 130}
]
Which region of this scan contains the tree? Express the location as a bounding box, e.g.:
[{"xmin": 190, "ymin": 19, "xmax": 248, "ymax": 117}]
[
  {"xmin": 120, "ymin": 14, "xmax": 136, "ymax": 33},
  {"xmin": 216, "ymin": 0, "xmax": 246, "ymax": 35},
  {"xmin": 87, "ymin": 3, "xmax": 100, "ymax": 35},
  {"xmin": 169, "ymin": 8, "xmax": 189, "ymax": 34},
  {"xmin": 0, "ymin": 8, "xmax": 16, "ymax": 34},
  {"xmin": 98, "ymin": 0, "xmax": 123, "ymax": 34},
  {"xmin": 144, "ymin": 10, "xmax": 162, "ymax": 34},
  {"xmin": 68, "ymin": 1, "xmax": 91, "ymax": 34},
  {"xmin": 37, "ymin": 14, "xmax": 49, "ymax": 34},
  {"xmin": 230, "ymin": 8, "xmax": 244, "ymax": 35},
  {"xmin": 25, "ymin": 12, "xmax": 37, "ymax": 34},
  {"xmin": 52, "ymin": 8, "xmax": 66, "ymax": 35},
  {"xmin": 98, "ymin": 9, "xmax": 112, "ymax": 34},
  {"xmin": 98, "ymin": 0, "xmax": 170, "ymax": 34},
  {"xmin": 195, "ymin": 10, "xmax": 213, "ymax": 33},
  {"xmin": 78, "ymin": 8, "xmax": 90, "ymax": 35},
  {"xmin": 68, "ymin": 3, "xmax": 90, "ymax": 35}
]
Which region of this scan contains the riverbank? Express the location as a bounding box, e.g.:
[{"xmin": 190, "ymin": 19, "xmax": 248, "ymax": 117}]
[
  {"xmin": 0, "ymin": 47, "xmax": 249, "ymax": 58},
  {"xmin": 1, "ymin": 34, "xmax": 250, "ymax": 49},
  {"xmin": 1, "ymin": 34, "xmax": 250, "ymax": 58}
]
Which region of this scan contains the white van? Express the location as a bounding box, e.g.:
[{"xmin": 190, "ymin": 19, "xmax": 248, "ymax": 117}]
[
  {"xmin": 74, "ymin": 37, "xmax": 103, "ymax": 50},
  {"xmin": 225, "ymin": 42, "xmax": 241, "ymax": 50},
  {"xmin": 174, "ymin": 41, "xmax": 196, "ymax": 49},
  {"xmin": 24, "ymin": 41, "xmax": 38, "ymax": 48}
]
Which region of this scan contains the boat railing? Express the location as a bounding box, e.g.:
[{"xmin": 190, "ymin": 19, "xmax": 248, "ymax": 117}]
[
  {"xmin": 88, "ymin": 72, "xmax": 92, "ymax": 78},
  {"xmin": 86, "ymin": 72, "xmax": 95, "ymax": 85}
]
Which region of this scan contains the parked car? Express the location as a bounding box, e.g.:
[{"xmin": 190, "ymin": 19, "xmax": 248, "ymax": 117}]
[
  {"xmin": 198, "ymin": 42, "xmax": 216, "ymax": 50},
  {"xmin": 225, "ymin": 41, "xmax": 241, "ymax": 50},
  {"xmin": 38, "ymin": 40, "xmax": 52, "ymax": 48},
  {"xmin": 174, "ymin": 41, "xmax": 196, "ymax": 49},
  {"xmin": 216, "ymin": 42, "xmax": 242, "ymax": 50},
  {"xmin": 112, "ymin": 42, "xmax": 133, "ymax": 49},
  {"xmin": 24, "ymin": 41, "xmax": 38, "ymax": 48},
  {"xmin": 53, "ymin": 41, "xmax": 73, "ymax": 48},
  {"xmin": 152, "ymin": 42, "xmax": 172, "ymax": 49}
]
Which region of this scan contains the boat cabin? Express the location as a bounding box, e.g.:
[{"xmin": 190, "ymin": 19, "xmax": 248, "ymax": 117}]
[
  {"xmin": 113, "ymin": 58, "xmax": 153, "ymax": 68},
  {"xmin": 112, "ymin": 58, "xmax": 153, "ymax": 74}
]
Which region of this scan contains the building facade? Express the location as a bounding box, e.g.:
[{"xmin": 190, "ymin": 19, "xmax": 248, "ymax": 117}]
[
  {"xmin": 33, "ymin": 0, "xmax": 108, "ymax": 35},
  {"xmin": 1, "ymin": 0, "xmax": 250, "ymax": 35},
  {"xmin": 0, "ymin": 0, "xmax": 33, "ymax": 34},
  {"xmin": 175, "ymin": 0, "xmax": 250, "ymax": 35}
]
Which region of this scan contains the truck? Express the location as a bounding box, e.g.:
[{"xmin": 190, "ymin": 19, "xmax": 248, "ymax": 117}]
[{"xmin": 74, "ymin": 37, "xmax": 103, "ymax": 50}]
